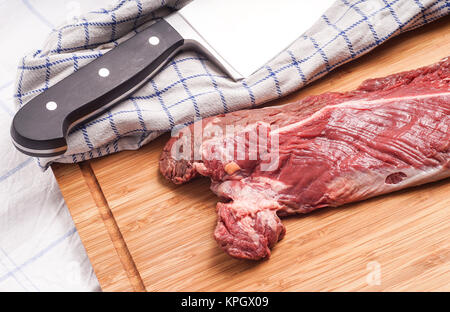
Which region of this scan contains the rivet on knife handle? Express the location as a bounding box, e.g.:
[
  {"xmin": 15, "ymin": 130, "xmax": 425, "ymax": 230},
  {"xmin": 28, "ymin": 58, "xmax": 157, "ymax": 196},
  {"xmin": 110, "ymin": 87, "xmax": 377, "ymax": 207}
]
[{"xmin": 11, "ymin": 19, "xmax": 184, "ymax": 157}]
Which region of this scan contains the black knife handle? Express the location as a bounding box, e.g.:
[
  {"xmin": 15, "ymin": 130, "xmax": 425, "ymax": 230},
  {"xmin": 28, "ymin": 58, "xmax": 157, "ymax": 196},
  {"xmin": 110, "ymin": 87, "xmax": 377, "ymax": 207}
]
[{"xmin": 11, "ymin": 19, "xmax": 184, "ymax": 157}]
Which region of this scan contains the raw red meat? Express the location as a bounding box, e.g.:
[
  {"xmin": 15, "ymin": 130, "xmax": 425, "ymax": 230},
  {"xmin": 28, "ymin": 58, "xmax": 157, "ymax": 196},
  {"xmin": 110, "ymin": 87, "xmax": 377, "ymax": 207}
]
[{"xmin": 160, "ymin": 58, "xmax": 450, "ymax": 260}]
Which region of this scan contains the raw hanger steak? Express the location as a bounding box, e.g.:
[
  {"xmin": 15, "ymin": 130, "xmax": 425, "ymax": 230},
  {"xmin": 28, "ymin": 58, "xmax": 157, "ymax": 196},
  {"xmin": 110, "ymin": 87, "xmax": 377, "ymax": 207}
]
[{"xmin": 160, "ymin": 58, "xmax": 450, "ymax": 260}]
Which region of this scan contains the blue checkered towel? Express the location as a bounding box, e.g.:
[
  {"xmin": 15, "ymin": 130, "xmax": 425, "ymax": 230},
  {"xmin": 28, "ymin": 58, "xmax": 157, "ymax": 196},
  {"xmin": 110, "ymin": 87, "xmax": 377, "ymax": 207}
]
[{"xmin": 13, "ymin": 0, "xmax": 449, "ymax": 169}]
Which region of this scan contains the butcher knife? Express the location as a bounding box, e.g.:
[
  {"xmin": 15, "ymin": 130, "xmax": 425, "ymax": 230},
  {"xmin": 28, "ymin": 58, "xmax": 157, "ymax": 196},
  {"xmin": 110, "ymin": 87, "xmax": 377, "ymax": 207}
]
[{"xmin": 11, "ymin": 0, "xmax": 335, "ymax": 157}]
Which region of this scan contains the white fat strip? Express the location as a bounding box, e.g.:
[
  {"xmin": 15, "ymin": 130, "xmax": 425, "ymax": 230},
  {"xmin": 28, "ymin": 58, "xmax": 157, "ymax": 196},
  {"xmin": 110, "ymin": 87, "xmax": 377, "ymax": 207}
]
[
  {"xmin": 379, "ymin": 164, "xmax": 450, "ymax": 194},
  {"xmin": 258, "ymin": 209, "xmax": 280, "ymax": 233},
  {"xmin": 192, "ymin": 162, "xmax": 208, "ymax": 175},
  {"xmin": 233, "ymin": 199, "xmax": 281, "ymax": 246},
  {"xmin": 327, "ymin": 163, "xmax": 450, "ymax": 206},
  {"xmin": 270, "ymin": 92, "xmax": 450, "ymax": 136},
  {"xmin": 236, "ymin": 217, "xmax": 261, "ymax": 245},
  {"xmin": 251, "ymin": 176, "xmax": 290, "ymax": 192},
  {"xmin": 235, "ymin": 209, "xmax": 280, "ymax": 246}
]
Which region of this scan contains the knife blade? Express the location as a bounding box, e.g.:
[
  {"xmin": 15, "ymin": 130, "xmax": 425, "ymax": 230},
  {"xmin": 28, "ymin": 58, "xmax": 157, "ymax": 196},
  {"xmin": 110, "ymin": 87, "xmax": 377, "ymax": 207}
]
[{"xmin": 11, "ymin": 0, "xmax": 335, "ymax": 157}]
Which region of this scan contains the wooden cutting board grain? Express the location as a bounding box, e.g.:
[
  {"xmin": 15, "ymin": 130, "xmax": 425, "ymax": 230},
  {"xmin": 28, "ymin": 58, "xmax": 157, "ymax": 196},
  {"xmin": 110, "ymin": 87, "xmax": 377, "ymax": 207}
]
[{"xmin": 52, "ymin": 18, "xmax": 450, "ymax": 292}]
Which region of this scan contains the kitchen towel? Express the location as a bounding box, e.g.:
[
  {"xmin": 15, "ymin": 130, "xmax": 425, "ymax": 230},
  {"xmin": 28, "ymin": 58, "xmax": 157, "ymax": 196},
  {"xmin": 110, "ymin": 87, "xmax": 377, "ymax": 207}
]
[{"xmin": 13, "ymin": 0, "xmax": 449, "ymax": 169}]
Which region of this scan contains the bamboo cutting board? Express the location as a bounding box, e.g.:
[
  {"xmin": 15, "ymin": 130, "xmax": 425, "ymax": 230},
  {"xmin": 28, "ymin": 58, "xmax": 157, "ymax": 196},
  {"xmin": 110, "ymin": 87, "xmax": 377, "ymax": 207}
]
[{"xmin": 53, "ymin": 18, "xmax": 450, "ymax": 292}]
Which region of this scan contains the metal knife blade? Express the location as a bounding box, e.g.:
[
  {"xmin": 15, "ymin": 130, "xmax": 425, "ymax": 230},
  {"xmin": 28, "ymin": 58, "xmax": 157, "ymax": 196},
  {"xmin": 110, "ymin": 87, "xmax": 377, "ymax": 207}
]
[{"xmin": 175, "ymin": 0, "xmax": 335, "ymax": 79}]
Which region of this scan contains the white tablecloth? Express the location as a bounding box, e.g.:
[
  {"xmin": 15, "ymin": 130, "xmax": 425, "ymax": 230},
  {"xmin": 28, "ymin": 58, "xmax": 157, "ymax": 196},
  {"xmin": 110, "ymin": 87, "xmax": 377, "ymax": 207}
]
[{"xmin": 0, "ymin": 0, "xmax": 113, "ymax": 292}]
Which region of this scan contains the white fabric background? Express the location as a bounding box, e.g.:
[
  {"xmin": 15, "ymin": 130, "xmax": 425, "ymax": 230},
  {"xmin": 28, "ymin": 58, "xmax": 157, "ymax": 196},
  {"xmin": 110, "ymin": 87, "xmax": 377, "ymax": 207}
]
[
  {"xmin": 0, "ymin": 0, "xmax": 447, "ymax": 292},
  {"xmin": 0, "ymin": 0, "xmax": 114, "ymax": 292}
]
